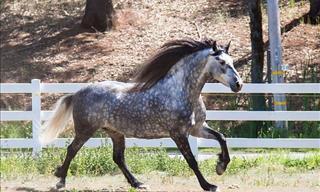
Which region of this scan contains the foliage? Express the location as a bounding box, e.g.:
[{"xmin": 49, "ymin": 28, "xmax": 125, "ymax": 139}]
[
  {"xmin": 0, "ymin": 122, "xmax": 32, "ymax": 138},
  {"xmin": 1, "ymin": 119, "xmax": 319, "ymax": 142},
  {"xmin": 1, "ymin": 147, "xmax": 319, "ymax": 180}
]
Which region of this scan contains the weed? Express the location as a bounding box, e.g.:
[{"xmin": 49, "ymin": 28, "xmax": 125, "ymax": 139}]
[{"xmin": 128, "ymin": 188, "xmax": 138, "ymax": 192}]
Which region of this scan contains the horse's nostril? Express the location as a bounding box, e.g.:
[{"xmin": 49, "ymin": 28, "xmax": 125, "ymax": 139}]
[
  {"xmin": 236, "ymin": 82, "xmax": 240, "ymax": 88},
  {"xmin": 235, "ymin": 81, "xmax": 242, "ymax": 89}
]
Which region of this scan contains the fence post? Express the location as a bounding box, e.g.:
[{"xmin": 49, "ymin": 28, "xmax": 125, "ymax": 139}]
[
  {"xmin": 267, "ymin": 0, "xmax": 288, "ymax": 135},
  {"xmin": 32, "ymin": 79, "xmax": 42, "ymax": 155},
  {"xmin": 189, "ymin": 136, "xmax": 198, "ymax": 160}
]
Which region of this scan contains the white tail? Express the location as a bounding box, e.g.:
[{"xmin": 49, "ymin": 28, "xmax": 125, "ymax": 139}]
[{"xmin": 39, "ymin": 95, "xmax": 73, "ymax": 145}]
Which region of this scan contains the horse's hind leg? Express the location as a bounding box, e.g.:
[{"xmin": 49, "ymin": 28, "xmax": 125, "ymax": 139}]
[
  {"xmin": 191, "ymin": 122, "xmax": 230, "ymax": 175},
  {"xmin": 171, "ymin": 133, "xmax": 218, "ymax": 191},
  {"xmin": 54, "ymin": 124, "xmax": 96, "ymax": 189},
  {"xmin": 107, "ymin": 130, "xmax": 145, "ymax": 189}
]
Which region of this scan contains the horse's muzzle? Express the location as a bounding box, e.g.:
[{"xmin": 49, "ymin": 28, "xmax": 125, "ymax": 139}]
[{"xmin": 230, "ymin": 81, "xmax": 242, "ymax": 92}]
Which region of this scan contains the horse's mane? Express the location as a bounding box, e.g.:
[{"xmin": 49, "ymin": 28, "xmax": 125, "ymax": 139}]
[{"xmin": 130, "ymin": 38, "xmax": 218, "ymax": 92}]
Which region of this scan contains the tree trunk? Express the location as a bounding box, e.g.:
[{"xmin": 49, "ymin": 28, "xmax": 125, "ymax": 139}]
[
  {"xmin": 248, "ymin": 0, "xmax": 266, "ymax": 137},
  {"xmin": 81, "ymin": 0, "xmax": 114, "ymax": 32},
  {"xmin": 309, "ymin": 0, "xmax": 320, "ymax": 24}
]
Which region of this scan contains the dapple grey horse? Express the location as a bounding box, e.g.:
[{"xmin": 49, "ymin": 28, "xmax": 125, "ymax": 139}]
[{"xmin": 40, "ymin": 39, "xmax": 243, "ymax": 191}]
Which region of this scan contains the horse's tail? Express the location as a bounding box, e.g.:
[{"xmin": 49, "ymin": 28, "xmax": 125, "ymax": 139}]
[{"xmin": 39, "ymin": 94, "xmax": 74, "ymax": 145}]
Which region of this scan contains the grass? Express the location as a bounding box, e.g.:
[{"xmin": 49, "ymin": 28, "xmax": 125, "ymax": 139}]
[
  {"xmin": 0, "ymin": 122, "xmax": 32, "ymax": 138},
  {"xmin": 1, "ymin": 146, "xmax": 319, "ymax": 180}
]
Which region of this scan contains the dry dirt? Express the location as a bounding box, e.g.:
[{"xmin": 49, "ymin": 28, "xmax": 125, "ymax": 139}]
[{"xmin": 1, "ymin": 170, "xmax": 320, "ymax": 192}]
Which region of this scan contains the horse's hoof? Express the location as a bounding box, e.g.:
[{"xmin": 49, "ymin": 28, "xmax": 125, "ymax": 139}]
[
  {"xmin": 206, "ymin": 186, "xmax": 220, "ymax": 192},
  {"xmin": 137, "ymin": 184, "xmax": 150, "ymax": 190},
  {"xmin": 208, "ymin": 186, "xmax": 220, "ymax": 192},
  {"xmin": 55, "ymin": 180, "xmax": 66, "ymax": 189},
  {"xmin": 132, "ymin": 181, "xmax": 149, "ymax": 190},
  {"xmin": 202, "ymin": 184, "xmax": 219, "ymax": 192},
  {"xmin": 216, "ymin": 162, "xmax": 226, "ymax": 175}
]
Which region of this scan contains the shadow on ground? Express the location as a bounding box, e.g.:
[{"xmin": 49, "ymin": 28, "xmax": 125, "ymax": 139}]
[
  {"xmin": 0, "ymin": 1, "xmax": 106, "ymax": 83},
  {"xmin": 15, "ymin": 186, "xmax": 117, "ymax": 192}
]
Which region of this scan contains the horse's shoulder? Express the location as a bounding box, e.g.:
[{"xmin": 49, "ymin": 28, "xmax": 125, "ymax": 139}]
[{"xmin": 193, "ymin": 96, "xmax": 206, "ymax": 119}]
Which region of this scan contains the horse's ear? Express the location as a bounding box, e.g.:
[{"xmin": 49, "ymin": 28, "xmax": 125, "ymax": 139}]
[
  {"xmin": 212, "ymin": 41, "xmax": 218, "ymax": 52},
  {"xmin": 225, "ymin": 41, "xmax": 231, "ymax": 53}
]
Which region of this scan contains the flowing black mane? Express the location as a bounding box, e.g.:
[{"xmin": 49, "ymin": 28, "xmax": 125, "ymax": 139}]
[{"xmin": 131, "ymin": 38, "xmax": 218, "ymax": 92}]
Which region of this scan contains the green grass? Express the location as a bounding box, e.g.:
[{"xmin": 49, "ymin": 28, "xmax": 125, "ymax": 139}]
[
  {"xmin": 0, "ymin": 122, "xmax": 32, "ymax": 138},
  {"xmin": 1, "ymin": 146, "xmax": 319, "ymax": 180}
]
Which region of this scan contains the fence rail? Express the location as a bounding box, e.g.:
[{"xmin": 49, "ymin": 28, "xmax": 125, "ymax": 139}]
[
  {"xmin": 1, "ymin": 138, "xmax": 319, "ymax": 149},
  {"xmin": 1, "ymin": 80, "xmax": 320, "ymax": 155},
  {"xmin": 2, "ymin": 110, "xmax": 320, "ymax": 121}
]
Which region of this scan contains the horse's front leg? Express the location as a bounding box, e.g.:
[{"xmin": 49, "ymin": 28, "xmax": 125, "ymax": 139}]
[
  {"xmin": 171, "ymin": 133, "xmax": 219, "ymax": 192},
  {"xmin": 191, "ymin": 122, "xmax": 230, "ymax": 175}
]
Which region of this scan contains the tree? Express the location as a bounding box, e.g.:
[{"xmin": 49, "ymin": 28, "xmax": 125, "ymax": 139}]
[
  {"xmin": 247, "ymin": 0, "xmax": 267, "ymax": 137},
  {"xmin": 309, "ymin": 0, "xmax": 320, "ymax": 24},
  {"xmin": 81, "ymin": 0, "xmax": 114, "ymax": 32}
]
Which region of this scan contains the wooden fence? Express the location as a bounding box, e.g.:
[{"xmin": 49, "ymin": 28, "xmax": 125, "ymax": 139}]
[{"xmin": 1, "ymin": 79, "xmax": 319, "ymax": 156}]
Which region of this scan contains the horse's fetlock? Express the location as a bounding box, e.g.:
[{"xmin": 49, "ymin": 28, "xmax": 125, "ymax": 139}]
[
  {"xmin": 225, "ymin": 156, "xmax": 230, "ymax": 164},
  {"xmin": 132, "ymin": 181, "xmax": 143, "ymax": 188},
  {"xmin": 54, "ymin": 166, "xmax": 66, "ymax": 178},
  {"xmin": 218, "ymin": 153, "xmax": 230, "ymax": 166}
]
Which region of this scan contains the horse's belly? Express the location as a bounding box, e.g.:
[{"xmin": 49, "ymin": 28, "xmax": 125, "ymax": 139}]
[
  {"xmin": 126, "ymin": 132, "xmax": 170, "ymax": 139},
  {"xmin": 111, "ymin": 120, "xmax": 170, "ymax": 139}
]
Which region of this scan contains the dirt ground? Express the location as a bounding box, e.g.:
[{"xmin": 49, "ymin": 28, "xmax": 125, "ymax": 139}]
[{"xmin": 1, "ymin": 169, "xmax": 319, "ymax": 192}]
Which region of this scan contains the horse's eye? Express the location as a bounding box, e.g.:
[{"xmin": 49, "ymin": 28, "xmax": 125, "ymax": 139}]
[
  {"xmin": 220, "ymin": 60, "xmax": 226, "ymax": 65},
  {"xmin": 210, "ymin": 50, "xmax": 222, "ymax": 56},
  {"xmin": 215, "ymin": 57, "xmax": 220, "ymax": 61}
]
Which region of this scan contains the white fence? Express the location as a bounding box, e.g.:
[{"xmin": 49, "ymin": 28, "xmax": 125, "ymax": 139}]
[{"xmin": 1, "ymin": 79, "xmax": 320, "ymax": 156}]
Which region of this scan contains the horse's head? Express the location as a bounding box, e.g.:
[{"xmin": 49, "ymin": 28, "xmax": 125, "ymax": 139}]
[{"xmin": 206, "ymin": 42, "xmax": 243, "ymax": 92}]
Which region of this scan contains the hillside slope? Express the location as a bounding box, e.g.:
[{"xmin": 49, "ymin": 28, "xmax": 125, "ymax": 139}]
[{"xmin": 1, "ymin": 0, "xmax": 319, "ymax": 83}]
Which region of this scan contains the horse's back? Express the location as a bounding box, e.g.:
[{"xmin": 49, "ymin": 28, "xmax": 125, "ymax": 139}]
[
  {"xmin": 99, "ymin": 80, "xmax": 135, "ymax": 90},
  {"xmin": 76, "ymin": 80, "xmax": 134, "ymax": 98},
  {"xmin": 71, "ymin": 81, "xmax": 134, "ymax": 127}
]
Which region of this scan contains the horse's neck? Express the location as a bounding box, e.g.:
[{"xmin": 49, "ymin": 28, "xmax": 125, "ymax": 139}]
[{"xmin": 165, "ymin": 49, "xmax": 210, "ymax": 102}]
